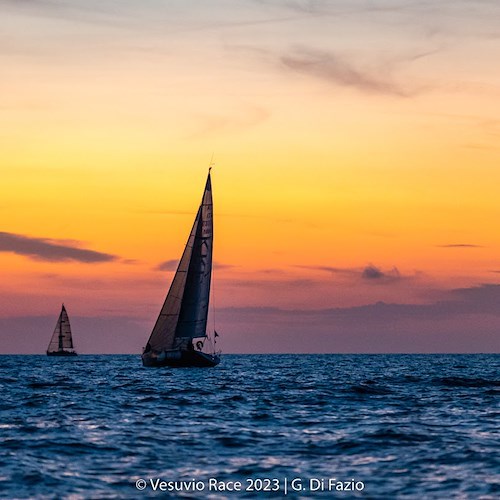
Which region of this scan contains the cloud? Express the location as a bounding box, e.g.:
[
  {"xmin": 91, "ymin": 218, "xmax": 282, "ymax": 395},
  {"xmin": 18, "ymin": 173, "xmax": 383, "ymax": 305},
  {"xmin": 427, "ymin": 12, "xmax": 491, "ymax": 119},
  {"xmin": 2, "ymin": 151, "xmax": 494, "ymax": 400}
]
[
  {"xmin": 437, "ymin": 244, "xmax": 484, "ymax": 248},
  {"xmin": 259, "ymin": 268, "xmax": 287, "ymax": 274},
  {"xmin": 221, "ymin": 284, "xmax": 500, "ymax": 322},
  {"xmin": 223, "ymin": 278, "xmax": 315, "ymax": 289},
  {"xmin": 461, "ymin": 143, "xmax": 497, "ymax": 151},
  {"xmin": 295, "ymin": 264, "xmax": 403, "ymax": 283},
  {"xmin": 362, "ymin": 265, "xmax": 384, "ymax": 280},
  {"xmin": 362, "ymin": 265, "xmax": 401, "ymax": 282},
  {"xmin": 214, "ymin": 262, "xmax": 237, "ymax": 270},
  {"xmin": 255, "ymin": 0, "xmax": 500, "ymax": 37},
  {"xmin": 155, "ymin": 259, "xmax": 178, "ymax": 272},
  {"xmin": 281, "ymin": 47, "xmax": 417, "ymax": 97},
  {"xmin": 0, "ymin": 231, "xmax": 117, "ymax": 263},
  {"xmin": 295, "ymin": 265, "xmax": 347, "ymax": 274},
  {"xmin": 215, "ymin": 283, "xmax": 500, "ymax": 353},
  {"xmin": 0, "ymin": 0, "xmax": 133, "ymax": 26},
  {"xmin": 121, "ymin": 258, "xmax": 140, "ymax": 265},
  {"xmin": 447, "ymin": 283, "xmax": 500, "ymax": 312},
  {"xmin": 2, "ymin": 283, "xmax": 499, "ymax": 353}
]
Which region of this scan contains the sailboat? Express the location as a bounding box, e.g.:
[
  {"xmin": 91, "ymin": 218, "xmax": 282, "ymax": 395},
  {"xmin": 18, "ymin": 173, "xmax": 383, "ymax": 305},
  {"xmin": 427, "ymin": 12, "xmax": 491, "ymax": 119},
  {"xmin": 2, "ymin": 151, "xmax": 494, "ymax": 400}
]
[
  {"xmin": 142, "ymin": 170, "xmax": 221, "ymax": 367},
  {"xmin": 46, "ymin": 304, "xmax": 77, "ymax": 356}
]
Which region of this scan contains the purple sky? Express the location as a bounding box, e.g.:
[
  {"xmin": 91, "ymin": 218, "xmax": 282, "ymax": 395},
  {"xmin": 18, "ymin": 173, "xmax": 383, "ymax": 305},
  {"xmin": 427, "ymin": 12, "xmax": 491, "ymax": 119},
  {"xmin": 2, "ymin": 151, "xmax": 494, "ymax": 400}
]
[{"xmin": 1, "ymin": 284, "xmax": 499, "ymax": 354}]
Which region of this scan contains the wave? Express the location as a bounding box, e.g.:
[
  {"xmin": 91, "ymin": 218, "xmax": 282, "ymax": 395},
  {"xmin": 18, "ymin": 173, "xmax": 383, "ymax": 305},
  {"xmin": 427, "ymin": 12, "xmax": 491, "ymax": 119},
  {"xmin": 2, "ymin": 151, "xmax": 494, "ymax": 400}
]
[{"xmin": 435, "ymin": 377, "xmax": 500, "ymax": 388}]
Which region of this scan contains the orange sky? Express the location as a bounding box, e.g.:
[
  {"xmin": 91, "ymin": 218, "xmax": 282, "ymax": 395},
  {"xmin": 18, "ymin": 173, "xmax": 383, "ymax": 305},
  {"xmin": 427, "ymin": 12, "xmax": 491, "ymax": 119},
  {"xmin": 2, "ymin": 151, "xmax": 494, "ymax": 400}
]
[{"xmin": 1, "ymin": 1, "xmax": 499, "ymax": 353}]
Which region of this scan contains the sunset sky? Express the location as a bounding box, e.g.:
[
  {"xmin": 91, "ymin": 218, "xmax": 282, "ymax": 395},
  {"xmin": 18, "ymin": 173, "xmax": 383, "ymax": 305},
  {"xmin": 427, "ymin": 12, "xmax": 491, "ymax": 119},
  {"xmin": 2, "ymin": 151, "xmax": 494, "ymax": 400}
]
[{"xmin": 1, "ymin": 0, "xmax": 499, "ymax": 353}]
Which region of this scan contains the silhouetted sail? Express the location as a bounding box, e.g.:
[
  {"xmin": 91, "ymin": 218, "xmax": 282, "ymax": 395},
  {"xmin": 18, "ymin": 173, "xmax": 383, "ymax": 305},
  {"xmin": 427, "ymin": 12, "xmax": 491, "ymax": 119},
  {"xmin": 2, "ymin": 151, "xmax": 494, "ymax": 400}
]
[
  {"xmin": 142, "ymin": 171, "xmax": 220, "ymax": 367},
  {"xmin": 146, "ymin": 173, "xmax": 213, "ymax": 353},
  {"xmin": 176, "ymin": 175, "xmax": 213, "ymax": 340},
  {"xmin": 47, "ymin": 304, "xmax": 76, "ymax": 355}
]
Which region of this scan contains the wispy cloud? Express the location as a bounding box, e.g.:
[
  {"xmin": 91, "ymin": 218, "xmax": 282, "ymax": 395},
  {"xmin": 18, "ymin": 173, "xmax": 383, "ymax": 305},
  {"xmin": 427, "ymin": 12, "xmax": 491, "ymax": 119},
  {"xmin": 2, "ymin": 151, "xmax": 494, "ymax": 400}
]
[
  {"xmin": 0, "ymin": 0, "xmax": 134, "ymax": 26},
  {"xmin": 214, "ymin": 262, "xmax": 237, "ymax": 270},
  {"xmin": 255, "ymin": 0, "xmax": 500, "ymax": 38},
  {"xmin": 280, "ymin": 47, "xmax": 423, "ymax": 97},
  {"xmin": 223, "ymin": 278, "xmax": 315, "ymax": 289},
  {"xmin": 121, "ymin": 258, "xmax": 140, "ymax": 265},
  {"xmin": 259, "ymin": 268, "xmax": 288, "ymax": 274},
  {"xmin": 294, "ymin": 265, "xmax": 347, "ymax": 274},
  {"xmin": 295, "ymin": 264, "xmax": 404, "ymax": 283},
  {"xmin": 0, "ymin": 231, "xmax": 117, "ymax": 263},
  {"xmin": 155, "ymin": 259, "xmax": 178, "ymax": 272},
  {"xmin": 437, "ymin": 244, "xmax": 484, "ymax": 248}
]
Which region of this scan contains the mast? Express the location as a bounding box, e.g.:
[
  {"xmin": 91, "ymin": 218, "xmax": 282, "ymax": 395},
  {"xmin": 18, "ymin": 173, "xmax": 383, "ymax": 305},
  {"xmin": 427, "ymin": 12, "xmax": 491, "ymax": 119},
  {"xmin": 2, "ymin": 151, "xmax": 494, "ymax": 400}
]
[{"xmin": 58, "ymin": 305, "xmax": 64, "ymax": 351}]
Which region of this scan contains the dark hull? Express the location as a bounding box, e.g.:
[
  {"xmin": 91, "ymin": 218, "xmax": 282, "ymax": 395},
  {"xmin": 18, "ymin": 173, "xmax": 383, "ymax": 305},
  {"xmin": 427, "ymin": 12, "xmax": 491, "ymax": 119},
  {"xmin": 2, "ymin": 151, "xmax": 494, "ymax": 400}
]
[
  {"xmin": 142, "ymin": 349, "xmax": 220, "ymax": 368},
  {"xmin": 47, "ymin": 350, "xmax": 77, "ymax": 357}
]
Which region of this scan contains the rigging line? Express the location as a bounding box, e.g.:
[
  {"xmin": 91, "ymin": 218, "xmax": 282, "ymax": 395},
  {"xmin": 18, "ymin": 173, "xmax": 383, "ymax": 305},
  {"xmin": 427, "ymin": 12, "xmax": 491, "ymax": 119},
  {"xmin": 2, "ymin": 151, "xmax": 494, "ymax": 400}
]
[
  {"xmin": 211, "ymin": 168, "xmax": 216, "ymax": 347},
  {"xmin": 212, "ymin": 264, "xmax": 216, "ymax": 341}
]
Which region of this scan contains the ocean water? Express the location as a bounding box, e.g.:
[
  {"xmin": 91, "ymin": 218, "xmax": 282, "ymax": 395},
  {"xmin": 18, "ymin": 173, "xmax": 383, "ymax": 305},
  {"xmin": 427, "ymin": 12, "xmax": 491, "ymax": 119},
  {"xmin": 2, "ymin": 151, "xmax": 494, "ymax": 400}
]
[{"xmin": 0, "ymin": 354, "xmax": 498, "ymax": 499}]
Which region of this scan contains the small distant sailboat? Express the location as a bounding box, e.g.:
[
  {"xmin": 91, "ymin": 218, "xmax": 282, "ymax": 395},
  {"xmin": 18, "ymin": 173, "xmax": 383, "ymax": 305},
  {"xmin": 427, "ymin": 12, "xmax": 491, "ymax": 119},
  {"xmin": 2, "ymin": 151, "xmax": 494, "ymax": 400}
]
[
  {"xmin": 46, "ymin": 304, "xmax": 77, "ymax": 356},
  {"xmin": 142, "ymin": 170, "xmax": 221, "ymax": 367}
]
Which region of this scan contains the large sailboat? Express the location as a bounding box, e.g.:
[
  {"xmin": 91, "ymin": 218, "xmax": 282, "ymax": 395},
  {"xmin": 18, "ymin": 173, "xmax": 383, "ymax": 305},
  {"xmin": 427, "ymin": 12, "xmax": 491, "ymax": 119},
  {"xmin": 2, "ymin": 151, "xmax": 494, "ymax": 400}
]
[
  {"xmin": 47, "ymin": 304, "xmax": 77, "ymax": 356},
  {"xmin": 142, "ymin": 170, "xmax": 221, "ymax": 367}
]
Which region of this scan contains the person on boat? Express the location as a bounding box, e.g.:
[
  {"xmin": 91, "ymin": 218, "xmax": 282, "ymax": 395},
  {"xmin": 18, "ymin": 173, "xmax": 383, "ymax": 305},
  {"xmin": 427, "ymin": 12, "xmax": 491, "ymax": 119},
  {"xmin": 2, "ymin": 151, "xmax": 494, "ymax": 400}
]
[{"xmin": 196, "ymin": 341, "xmax": 203, "ymax": 351}]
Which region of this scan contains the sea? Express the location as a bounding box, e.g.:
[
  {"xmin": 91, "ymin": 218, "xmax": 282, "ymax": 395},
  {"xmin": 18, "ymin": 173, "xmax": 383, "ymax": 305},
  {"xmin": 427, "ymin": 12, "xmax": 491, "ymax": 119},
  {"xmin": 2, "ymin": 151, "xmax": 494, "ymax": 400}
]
[{"xmin": 0, "ymin": 354, "xmax": 498, "ymax": 499}]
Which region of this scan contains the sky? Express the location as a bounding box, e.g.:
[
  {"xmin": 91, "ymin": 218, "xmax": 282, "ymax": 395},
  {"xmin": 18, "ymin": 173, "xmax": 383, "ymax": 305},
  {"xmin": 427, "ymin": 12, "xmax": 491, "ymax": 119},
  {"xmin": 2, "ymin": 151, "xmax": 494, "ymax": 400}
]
[{"xmin": 1, "ymin": 0, "xmax": 499, "ymax": 353}]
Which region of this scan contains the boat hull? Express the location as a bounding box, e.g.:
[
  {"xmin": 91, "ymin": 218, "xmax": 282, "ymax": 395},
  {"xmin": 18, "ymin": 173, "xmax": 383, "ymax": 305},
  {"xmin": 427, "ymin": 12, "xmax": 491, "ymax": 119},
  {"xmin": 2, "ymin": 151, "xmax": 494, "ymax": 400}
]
[
  {"xmin": 47, "ymin": 350, "xmax": 77, "ymax": 357},
  {"xmin": 142, "ymin": 349, "xmax": 220, "ymax": 368}
]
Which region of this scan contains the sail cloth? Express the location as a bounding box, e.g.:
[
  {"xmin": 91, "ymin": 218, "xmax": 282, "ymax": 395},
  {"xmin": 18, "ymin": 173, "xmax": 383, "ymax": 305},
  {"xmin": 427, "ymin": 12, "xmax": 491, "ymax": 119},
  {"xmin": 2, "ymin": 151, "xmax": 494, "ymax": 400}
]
[
  {"xmin": 47, "ymin": 305, "xmax": 74, "ymax": 352},
  {"xmin": 147, "ymin": 173, "xmax": 213, "ymax": 352}
]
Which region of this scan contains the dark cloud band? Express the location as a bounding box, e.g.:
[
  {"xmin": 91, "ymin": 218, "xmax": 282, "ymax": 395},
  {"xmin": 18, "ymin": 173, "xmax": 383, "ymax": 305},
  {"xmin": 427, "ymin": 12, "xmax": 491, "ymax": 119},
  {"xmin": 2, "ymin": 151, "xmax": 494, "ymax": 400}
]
[{"xmin": 0, "ymin": 231, "xmax": 117, "ymax": 263}]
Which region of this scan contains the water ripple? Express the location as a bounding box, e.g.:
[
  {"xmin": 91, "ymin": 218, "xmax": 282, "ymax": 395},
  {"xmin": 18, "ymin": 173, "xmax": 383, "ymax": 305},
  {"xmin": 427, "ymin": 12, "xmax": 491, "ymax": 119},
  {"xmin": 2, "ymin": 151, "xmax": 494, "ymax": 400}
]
[{"xmin": 0, "ymin": 354, "xmax": 498, "ymax": 498}]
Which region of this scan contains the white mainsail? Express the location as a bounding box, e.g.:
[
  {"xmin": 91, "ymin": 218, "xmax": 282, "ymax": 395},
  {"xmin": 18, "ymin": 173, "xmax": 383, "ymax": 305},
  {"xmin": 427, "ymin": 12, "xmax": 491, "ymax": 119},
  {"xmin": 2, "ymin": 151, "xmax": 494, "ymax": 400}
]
[
  {"xmin": 47, "ymin": 304, "xmax": 74, "ymax": 353},
  {"xmin": 146, "ymin": 172, "xmax": 213, "ymax": 352}
]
